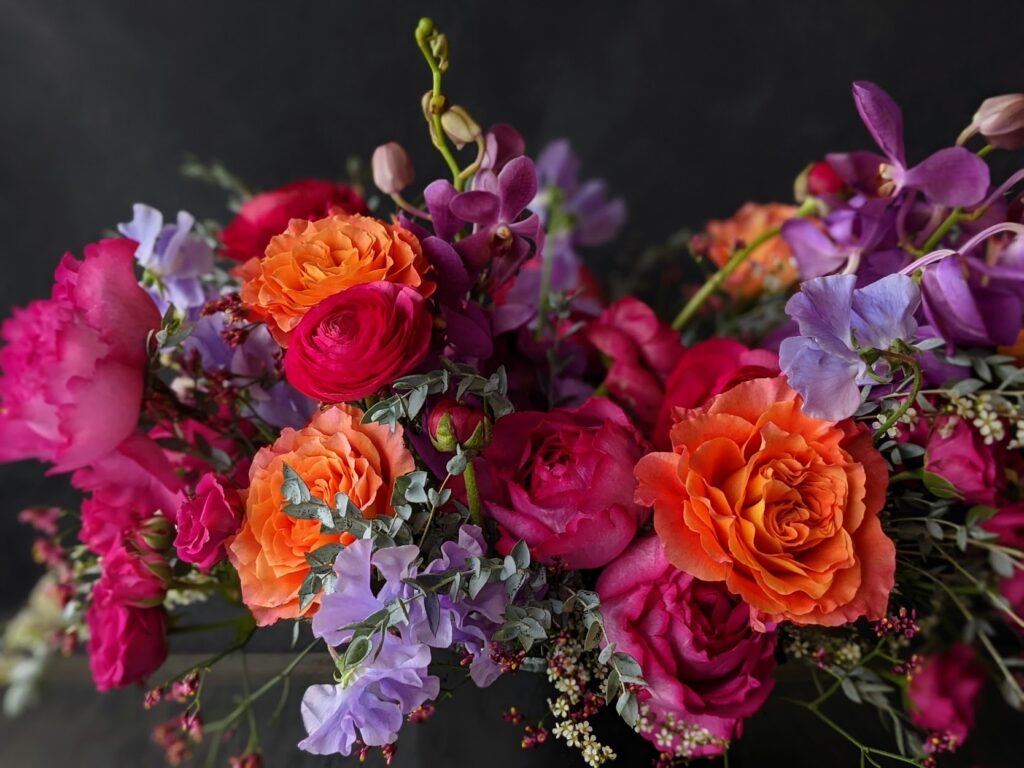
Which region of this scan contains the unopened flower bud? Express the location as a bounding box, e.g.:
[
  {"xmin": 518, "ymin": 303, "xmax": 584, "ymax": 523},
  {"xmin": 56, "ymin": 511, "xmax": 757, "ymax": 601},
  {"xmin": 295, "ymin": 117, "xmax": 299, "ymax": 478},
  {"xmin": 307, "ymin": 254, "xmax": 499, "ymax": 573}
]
[
  {"xmin": 428, "ymin": 399, "xmax": 491, "ymax": 452},
  {"xmin": 959, "ymin": 93, "xmax": 1024, "ymax": 149},
  {"xmin": 135, "ymin": 514, "xmax": 174, "ymax": 553},
  {"xmin": 440, "ymin": 106, "xmax": 482, "ymax": 149},
  {"xmin": 371, "ymin": 142, "xmax": 415, "ymax": 195}
]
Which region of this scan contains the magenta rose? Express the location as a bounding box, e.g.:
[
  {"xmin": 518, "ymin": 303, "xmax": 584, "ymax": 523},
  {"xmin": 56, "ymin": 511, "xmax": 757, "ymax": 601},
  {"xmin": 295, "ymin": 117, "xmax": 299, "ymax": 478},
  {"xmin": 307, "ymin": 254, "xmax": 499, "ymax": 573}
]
[
  {"xmin": 87, "ymin": 580, "xmax": 168, "ymax": 691},
  {"xmin": 908, "ymin": 644, "xmax": 986, "ymax": 747},
  {"xmin": 983, "ymin": 502, "xmax": 1024, "ymax": 627},
  {"xmin": 284, "ymin": 282, "xmax": 432, "ymax": 403},
  {"xmin": 174, "ymin": 473, "xmax": 244, "ymax": 573},
  {"xmin": 582, "ymin": 298, "xmax": 682, "ymax": 433},
  {"xmin": 0, "ymin": 238, "xmax": 161, "ymax": 472},
  {"xmin": 597, "ymin": 535, "xmax": 777, "ymax": 757},
  {"xmin": 925, "ymin": 414, "xmax": 1006, "ymax": 504},
  {"xmin": 73, "ymin": 432, "xmax": 185, "ymax": 557},
  {"xmin": 475, "ymin": 397, "xmax": 648, "ymax": 569}
]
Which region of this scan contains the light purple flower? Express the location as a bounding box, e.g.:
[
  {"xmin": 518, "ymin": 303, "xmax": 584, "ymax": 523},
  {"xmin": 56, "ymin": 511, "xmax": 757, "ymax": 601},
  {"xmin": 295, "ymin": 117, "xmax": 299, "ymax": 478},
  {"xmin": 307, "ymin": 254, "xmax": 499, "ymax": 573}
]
[
  {"xmin": 118, "ymin": 204, "xmax": 214, "ymax": 314},
  {"xmin": 828, "ymin": 82, "xmax": 989, "ymax": 208},
  {"xmin": 779, "ymin": 273, "xmax": 920, "ymax": 420}
]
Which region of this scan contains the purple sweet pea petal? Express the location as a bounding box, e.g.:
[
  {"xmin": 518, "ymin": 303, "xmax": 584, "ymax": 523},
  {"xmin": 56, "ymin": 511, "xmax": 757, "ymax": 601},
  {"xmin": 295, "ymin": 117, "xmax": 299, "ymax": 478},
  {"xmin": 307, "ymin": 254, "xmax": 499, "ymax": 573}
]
[
  {"xmin": 852, "ymin": 81, "xmax": 905, "ymax": 165},
  {"xmin": 536, "ymin": 139, "xmax": 579, "ymax": 193},
  {"xmin": 779, "ymin": 336, "xmax": 865, "ymax": 420},
  {"xmin": 903, "ymin": 147, "xmax": 991, "ymax": 208},
  {"xmin": 573, "ymin": 183, "xmax": 627, "ymax": 246},
  {"xmin": 850, "ymin": 273, "xmax": 920, "ymax": 349},
  {"xmin": 784, "ymin": 274, "xmax": 856, "ymax": 357},
  {"xmin": 497, "ymin": 156, "xmax": 539, "ymax": 223},
  {"xmin": 782, "ymin": 218, "xmax": 848, "ymax": 279}
]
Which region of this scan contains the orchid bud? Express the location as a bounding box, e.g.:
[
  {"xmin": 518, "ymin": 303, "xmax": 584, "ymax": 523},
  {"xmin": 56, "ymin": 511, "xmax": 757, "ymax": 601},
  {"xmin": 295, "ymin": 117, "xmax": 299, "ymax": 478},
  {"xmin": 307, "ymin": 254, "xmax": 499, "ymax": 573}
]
[
  {"xmin": 428, "ymin": 399, "xmax": 491, "ymax": 452},
  {"xmin": 959, "ymin": 93, "xmax": 1024, "ymax": 149},
  {"xmin": 371, "ymin": 142, "xmax": 415, "ymax": 195},
  {"xmin": 440, "ymin": 106, "xmax": 482, "ymax": 149}
]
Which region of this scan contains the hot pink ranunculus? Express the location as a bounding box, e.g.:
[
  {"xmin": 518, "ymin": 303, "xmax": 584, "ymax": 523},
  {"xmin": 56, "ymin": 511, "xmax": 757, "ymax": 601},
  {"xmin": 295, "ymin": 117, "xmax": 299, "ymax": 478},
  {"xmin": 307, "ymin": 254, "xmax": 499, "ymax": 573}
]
[
  {"xmin": 284, "ymin": 281, "xmax": 432, "ymax": 403},
  {"xmin": 925, "ymin": 414, "xmax": 1006, "ymax": 505},
  {"xmin": 475, "ymin": 397, "xmax": 648, "ymax": 569},
  {"xmin": 583, "ymin": 298, "xmax": 683, "ymax": 434},
  {"xmin": 87, "ymin": 579, "xmax": 168, "ymax": 691},
  {"xmin": 597, "ymin": 535, "xmax": 777, "ymax": 757},
  {"xmin": 73, "ymin": 432, "xmax": 185, "ymax": 557},
  {"xmin": 174, "ymin": 473, "xmax": 244, "ymax": 573},
  {"xmin": 0, "ymin": 239, "xmax": 161, "ymax": 472},
  {"xmin": 908, "ymin": 644, "xmax": 986, "ymax": 747}
]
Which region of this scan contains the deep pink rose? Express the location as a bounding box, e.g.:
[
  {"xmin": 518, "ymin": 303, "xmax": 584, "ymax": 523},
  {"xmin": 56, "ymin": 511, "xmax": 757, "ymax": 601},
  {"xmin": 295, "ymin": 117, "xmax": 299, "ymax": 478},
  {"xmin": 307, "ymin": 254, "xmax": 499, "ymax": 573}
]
[
  {"xmin": 0, "ymin": 239, "xmax": 160, "ymax": 472},
  {"xmin": 653, "ymin": 338, "xmax": 778, "ymax": 448},
  {"xmin": 219, "ymin": 179, "xmax": 368, "ymax": 262},
  {"xmin": 284, "ymin": 282, "xmax": 432, "ymax": 403},
  {"xmin": 908, "ymin": 644, "xmax": 986, "ymax": 746},
  {"xmin": 99, "ymin": 542, "xmax": 168, "ymax": 608},
  {"xmin": 475, "ymin": 397, "xmax": 648, "ymax": 569},
  {"xmin": 73, "ymin": 432, "xmax": 185, "ymax": 556},
  {"xmin": 983, "ymin": 502, "xmax": 1024, "ymax": 627},
  {"xmin": 87, "ymin": 579, "xmax": 167, "ymax": 691},
  {"xmin": 174, "ymin": 473, "xmax": 243, "ymax": 573},
  {"xmin": 597, "ymin": 535, "xmax": 777, "ymax": 757},
  {"xmin": 925, "ymin": 415, "xmax": 1006, "ymax": 505},
  {"xmin": 583, "ymin": 298, "xmax": 682, "ymax": 433}
]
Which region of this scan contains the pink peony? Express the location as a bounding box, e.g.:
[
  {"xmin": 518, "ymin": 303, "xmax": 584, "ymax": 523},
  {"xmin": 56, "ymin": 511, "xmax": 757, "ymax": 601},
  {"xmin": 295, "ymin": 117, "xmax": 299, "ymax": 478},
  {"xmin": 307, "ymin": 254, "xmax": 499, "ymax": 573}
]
[
  {"xmin": 908, "ymin": 644, "xmax": 986, "ymax": 747},
  {"xmin": 475, "ymin": 397, "xmax": 648, "ymax": 569},
  {"xmin": 925, "ymin": 415, "xmax": 1006, "ymax": 505},
  {"xmin": 73, "ymin": 432, "xmax": 185, "ymax": 557},
  {"xmin": 174, "ymin": 474, "xmax": 244, "ymax": 573},
  {"xmin": 582, "ymin": 298, "xmax": 682, "ymax": 433},
  {"xmin": 0, "ymin": 238, "xmax": 161, "ymax": 472},
  {"xmin": 597, "ymin": 535, "xmax": 777, "ymax": 757}
]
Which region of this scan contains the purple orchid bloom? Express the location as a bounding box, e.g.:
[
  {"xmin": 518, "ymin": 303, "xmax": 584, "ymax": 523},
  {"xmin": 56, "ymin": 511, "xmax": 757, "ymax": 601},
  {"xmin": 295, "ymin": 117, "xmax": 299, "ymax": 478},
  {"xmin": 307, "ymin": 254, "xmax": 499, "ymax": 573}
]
[
  {"xmin": 118, "ymin": 204, "xmax": 214, "ymax": 315},
  {"xmin": 779, "ymin": 273, "xmax": 920, "ymax": 420},
  {"xmin": 828, "ymin": 82, "xmax": 989, "ymax": 208}
]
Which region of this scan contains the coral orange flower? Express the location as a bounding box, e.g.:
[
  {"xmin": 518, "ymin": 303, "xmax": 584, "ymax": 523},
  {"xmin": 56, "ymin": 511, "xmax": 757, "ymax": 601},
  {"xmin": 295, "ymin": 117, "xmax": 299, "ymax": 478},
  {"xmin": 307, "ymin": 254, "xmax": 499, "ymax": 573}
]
[
  {"xmin": 635, "ymin": 376, "xmax": 895, "ymax": 626},
  {"xmin": 239, "ymin": 213, "xmax": 433, "ymax": 346},
  {"xmin": 226, "ymin": 405, "xmax": 414, "ymax": 626},
  {"xmin": 704, "ymin": 203, "xmax": 800, "ymax": 298}
]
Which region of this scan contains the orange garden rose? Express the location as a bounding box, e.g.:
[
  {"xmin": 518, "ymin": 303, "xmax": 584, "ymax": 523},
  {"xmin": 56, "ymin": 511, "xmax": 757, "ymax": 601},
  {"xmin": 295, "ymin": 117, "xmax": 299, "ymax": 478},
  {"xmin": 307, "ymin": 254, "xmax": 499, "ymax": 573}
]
[
  {"xmin": 635, "ymin": 376, "xmax": 895, "ymax": 626},
  {"xmin": 239, "ymin": 213, "xmax": 434, "ymax": 346},
  {"xmin": 705, "ymin": 203, "xmax": 800, "ymax": 298},
  {"xmin": 226, "ymin": 405, "xmax": 414, "ymax": 626}
]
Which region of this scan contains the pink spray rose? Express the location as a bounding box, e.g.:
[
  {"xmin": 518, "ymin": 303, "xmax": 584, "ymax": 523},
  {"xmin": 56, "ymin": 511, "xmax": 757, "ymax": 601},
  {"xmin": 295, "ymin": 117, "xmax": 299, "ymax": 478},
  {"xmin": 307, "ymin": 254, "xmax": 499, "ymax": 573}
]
[
  {"xmin": 284, "ymin": 281, "xmax": 432, "ymax": 403},
  {"xmin": 73, "ymin": 432, "xmax": 185, "ymax": 557},
  {"xmin": 908, "ymin": 644, "xmax": 986, "ymax": 747},
  {"xmin": 582, "ymin": 297, "xmax": 682, "ymax": 434},
  {"xmin": 174, "ymin": 473, "xmax": 244, "ymax": 573},
  {"xmin": 98, "ymin": 542, "xmax": 168, "ymax": 608},
  {"xmin": 983, "ymin": 502, "xmax": 1024, "ymax": 626},
  {"xmin": 0, "ymin": 238, "xmax": 161, "ymax": 472},
  {"xmin": 925, "ymin": 414, "xmax": 1006, "ymax": 505},
  {"xmin": 475, "ymin": 397, "xmax": 648, "ymax": 569},
  {"xmin": 597, "ymin": 535, "xmax": 777, "ymax": 757}
]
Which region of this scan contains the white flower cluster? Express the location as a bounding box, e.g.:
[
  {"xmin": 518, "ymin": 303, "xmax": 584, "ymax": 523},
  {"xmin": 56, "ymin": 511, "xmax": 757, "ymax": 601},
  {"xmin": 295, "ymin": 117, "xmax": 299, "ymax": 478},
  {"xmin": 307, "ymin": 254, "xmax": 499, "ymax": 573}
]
[
  {"xmin": 947, "ymin": 392, "xmax": 1024, "ymax": 447},
  {"xmin": 635, "ymin": 701, "xmax": 727, "ymax": 760},
  {"xmin": 545, "ymin": 635, "xmax": 617, "ymax": 767}
]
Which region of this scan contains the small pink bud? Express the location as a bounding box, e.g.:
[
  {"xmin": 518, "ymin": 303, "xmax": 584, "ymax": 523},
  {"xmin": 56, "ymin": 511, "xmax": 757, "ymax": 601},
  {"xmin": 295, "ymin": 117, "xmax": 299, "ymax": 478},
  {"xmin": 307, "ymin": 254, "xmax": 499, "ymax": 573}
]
[
  {"xmin": 372, "ymin": 142, "xmax": 415, "ymax": 195},
  {"xmin": 959, "ymin": 93, "xmax": 1024, "ymax": 149}
]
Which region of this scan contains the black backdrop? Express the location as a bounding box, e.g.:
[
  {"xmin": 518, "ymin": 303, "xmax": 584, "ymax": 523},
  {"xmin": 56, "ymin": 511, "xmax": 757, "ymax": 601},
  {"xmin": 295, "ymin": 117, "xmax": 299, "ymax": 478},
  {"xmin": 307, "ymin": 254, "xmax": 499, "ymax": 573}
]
[{"xmin": 2, "ymin": 0, "xmax": 1024, "ymax": 764}]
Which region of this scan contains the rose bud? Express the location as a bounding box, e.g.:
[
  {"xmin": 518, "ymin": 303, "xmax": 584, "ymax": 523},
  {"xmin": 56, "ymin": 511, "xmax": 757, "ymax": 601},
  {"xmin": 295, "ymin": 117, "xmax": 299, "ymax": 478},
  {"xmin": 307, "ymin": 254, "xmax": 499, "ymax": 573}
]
[
  {"xmin": 134, "ymin": 514, "xmax": 174, "ymax": 553},
  {"xmin": 959, "ymin": 94, "xmax": 1024, "ymax": 150},
  {"xmin": 428, "ymin": 399, "xmax": 491, "ymax": 452},
  {"xmin": 440, "ymin": 106, "xmax": 482, "ymax": 149},
  {"xmin": 371, "ymin": 142, "xmax": 415, "ymax": 195}
]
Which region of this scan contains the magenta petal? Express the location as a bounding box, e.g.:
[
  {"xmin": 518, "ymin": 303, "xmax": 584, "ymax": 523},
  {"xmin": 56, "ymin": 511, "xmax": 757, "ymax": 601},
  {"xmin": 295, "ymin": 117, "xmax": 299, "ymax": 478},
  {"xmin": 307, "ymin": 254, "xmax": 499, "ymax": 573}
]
[
  {"xmin": 453, "ymin": 229, "xmax": 494, "ymax": 271},
  {"xmin": 421, "ymin": 236, "xmax": 470, "ymax": 302},
  {"xmin": 903, "ymin": 147, "xmax": 991, "ymax": 208},
  {"xmin": 449, "ymin": 190, "xmax": 500, "ymax": 226},
  {"xmin": 497, "ymin": 156, "xmax": 538, "ymax": 222},
  {"xmin": 482, "ymin": 123, "xmax": 526, "ymax": 172},
  {"xmin": 423, "ymin": 179, "xmax": 461, "ymax": 241},
  {"xmin": 852, "ymin": 81, "xmax": 905, "ymax": 164},
  {"xmin": 825, "ymin": 150, "xmax": 887, "ymax": 192}
]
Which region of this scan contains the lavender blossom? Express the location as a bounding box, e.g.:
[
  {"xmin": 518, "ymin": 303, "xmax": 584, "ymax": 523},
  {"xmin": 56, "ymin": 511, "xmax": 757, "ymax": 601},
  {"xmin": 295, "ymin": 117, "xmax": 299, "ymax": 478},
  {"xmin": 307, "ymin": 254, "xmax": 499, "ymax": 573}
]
[{"xmin": 779, "ymin": 273, "xmax": 920, "ymax": 420}]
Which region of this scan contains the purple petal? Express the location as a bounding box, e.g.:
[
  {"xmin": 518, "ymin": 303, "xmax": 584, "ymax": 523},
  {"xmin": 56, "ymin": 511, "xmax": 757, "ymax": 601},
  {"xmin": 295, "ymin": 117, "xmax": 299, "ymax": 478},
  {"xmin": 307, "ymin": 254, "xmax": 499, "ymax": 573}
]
[
  {"xmin": 423, "ymin": 179, "xmax": 461, "ymax": 241},
  {"xmin": 852, "ymin": 81, "xmax": 905, "ymax": 164},
  {"xmin": 497, "ymin": 156, "xmax": 538, "ymax": 223},
  {"xmin": 453, "ymin": 229, "xmax": 494, "ymax": 272},
  {"xmin": 781, "ymin": 218, "xmax": 847, "ymax": 279},
  {"xmin": 825, "ymin": 150, "xmax": 887, "ymax": 192},
  {"xmin": 482, "ymin": 123, "xmax": 525, "ymax": 172},
  {"xmin": 921, "ymin": 256, "xmax": 990, "ymax": 345},
  {"xmin": 849, "ymin": 273, "xmax": 920, "ymax": 349},
  {"xmin": 449, "ymin": 190, "xmax": 500, "ymax": 226},
  {"xmin": 535, "ymin": 139, "xmax": 579, "ymax": 192},
  {"xmin": 442, "ymin": 303, "xmax": 494, "ymax": 359},
  {"xmin": 784, "ymin": 274, "xmax": 856, "ymax": 357},
  {"xmin": 421, "ymin": 236, "xmax": 471, "ymax": 302},
  {"xmin": 779, "ymin": 337, "xmax": 864, "ymax": 421},
  {"xmin": 903, "ymin": 147, "xmax": 991, "ymax": 208},
  {"xmin": 574, "ymin": 188, "xmax": 627, "ymax": 246}
]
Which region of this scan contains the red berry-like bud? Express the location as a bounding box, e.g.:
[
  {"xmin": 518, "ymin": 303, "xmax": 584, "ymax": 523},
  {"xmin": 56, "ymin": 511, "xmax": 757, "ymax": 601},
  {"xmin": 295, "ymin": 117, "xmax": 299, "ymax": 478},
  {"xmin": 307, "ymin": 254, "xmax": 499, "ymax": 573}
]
[
  {"xmin": 427, "ymin": 399, "xmax": 491, "ymax": 452},
  {"xmin": 807, "ymin": 161, "xmax": 845, "ymax": 196}
]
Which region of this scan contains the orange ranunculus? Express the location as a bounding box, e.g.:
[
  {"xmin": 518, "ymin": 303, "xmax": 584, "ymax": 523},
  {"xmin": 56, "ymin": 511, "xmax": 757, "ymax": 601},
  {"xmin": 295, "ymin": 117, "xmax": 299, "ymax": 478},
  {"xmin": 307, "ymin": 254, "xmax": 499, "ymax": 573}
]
[
  {"xmin": 635, "ymin": 376, "xmax": 894, "ymax": 626},
  {"xmin": 239, "ymin": 213, "xmax": 433, "ymax": 346},
  {"xmin": 226, "ymin": 405, "xmax": 414, "ymax": 626},
  {"xmin": 704, "ymin": 203, "xmax": 800, "ymax": 298}
]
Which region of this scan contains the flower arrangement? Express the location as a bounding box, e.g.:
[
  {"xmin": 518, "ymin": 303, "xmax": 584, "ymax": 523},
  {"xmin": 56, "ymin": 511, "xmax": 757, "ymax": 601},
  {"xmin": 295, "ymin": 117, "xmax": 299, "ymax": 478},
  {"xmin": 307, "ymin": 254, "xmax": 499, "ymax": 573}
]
[{"xmin": 3, "ymin": 16, "xmax": 1024, "ymax": 767}]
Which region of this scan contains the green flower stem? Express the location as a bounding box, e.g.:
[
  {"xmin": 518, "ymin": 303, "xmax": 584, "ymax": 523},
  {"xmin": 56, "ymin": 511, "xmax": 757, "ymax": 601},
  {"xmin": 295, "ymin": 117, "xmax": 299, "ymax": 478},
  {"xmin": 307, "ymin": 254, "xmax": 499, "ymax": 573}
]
[
  {"xmin": 534, "ymin": 234, "xmax": 556, "ymax": 339},
  {"xmin": 670, "ymin": 197, "xmax": 817, "ymax": 331},
  {"xmin": 414, "ymin": 18, "xmax": 463, "ymax": 189},
  {"xmin": 463, "ymin": 460, "xmax": 483, "ymax": 526},
  {"xmin": 873, "ymin": 353, "xmax": 923, "ymax": 441}
]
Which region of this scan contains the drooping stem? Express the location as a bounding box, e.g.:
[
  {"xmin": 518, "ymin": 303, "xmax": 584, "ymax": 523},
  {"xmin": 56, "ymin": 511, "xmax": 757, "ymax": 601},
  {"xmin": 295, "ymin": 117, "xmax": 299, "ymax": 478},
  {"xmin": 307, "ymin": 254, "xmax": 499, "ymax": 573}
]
[
  {"xmin": 462, "ymin": 461, "xmax": 483, "ymax": 525},
  {"xmin": 873, "ymin": 353, "xmax": 923, "ymax": 441}
]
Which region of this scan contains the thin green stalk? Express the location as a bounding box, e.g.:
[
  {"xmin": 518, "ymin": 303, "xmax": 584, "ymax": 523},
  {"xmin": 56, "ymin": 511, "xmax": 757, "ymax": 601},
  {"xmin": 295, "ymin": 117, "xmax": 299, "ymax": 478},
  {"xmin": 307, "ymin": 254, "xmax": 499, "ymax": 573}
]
[
  {"xmin": 463, "ymin": 461, "xmax": 483, "ymax": 525},
  {"xmin": 873, "ymin": 354, "xmax": 923, "ymax": 441},
  {"xmin": 414, "ymin": 18, "xmax": 463, "ymax": 187}
]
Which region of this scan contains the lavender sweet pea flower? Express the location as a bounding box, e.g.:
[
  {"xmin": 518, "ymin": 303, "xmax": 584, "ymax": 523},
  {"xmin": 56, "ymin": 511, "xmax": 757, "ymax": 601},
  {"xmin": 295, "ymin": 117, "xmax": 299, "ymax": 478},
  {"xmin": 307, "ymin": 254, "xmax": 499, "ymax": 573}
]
[
  {"xmin": 118, "ymin": 204, "xmax": 214, "ymax": 314},
  {"xmin": 779, "ymin": 273, "xmax": 920, "ymax": 420},
  {"xmin": 828, "ymin": 82, "xmax": 989, "ymax": 208}
]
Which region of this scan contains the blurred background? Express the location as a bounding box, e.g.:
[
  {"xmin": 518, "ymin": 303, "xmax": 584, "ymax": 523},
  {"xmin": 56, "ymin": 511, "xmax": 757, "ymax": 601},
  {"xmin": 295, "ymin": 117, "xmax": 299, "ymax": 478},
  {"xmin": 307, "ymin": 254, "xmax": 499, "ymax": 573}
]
[{"xmin": 1, "ymin": 0, "xmax": 1023, "ymax": 765}]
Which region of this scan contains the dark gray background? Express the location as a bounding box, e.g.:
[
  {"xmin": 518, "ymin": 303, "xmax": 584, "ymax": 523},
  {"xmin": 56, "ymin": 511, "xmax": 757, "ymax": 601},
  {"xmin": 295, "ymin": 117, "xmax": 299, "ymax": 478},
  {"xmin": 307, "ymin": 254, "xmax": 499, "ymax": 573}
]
[{"xmin": 1, "ymin": 1, "xmax": 1023, "ymax": 765}]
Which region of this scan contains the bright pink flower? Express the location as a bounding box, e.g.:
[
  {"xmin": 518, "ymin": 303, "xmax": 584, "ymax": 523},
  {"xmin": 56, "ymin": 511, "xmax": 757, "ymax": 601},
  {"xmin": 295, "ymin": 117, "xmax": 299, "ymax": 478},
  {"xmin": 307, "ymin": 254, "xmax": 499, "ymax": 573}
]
[
  {"xmin": 925, "ymin": 415, "xmax": 1006, "ymax": 505},
  {"xmin": 174, "ymin": 474, "xmax": 244, "ymax": 573},
  {"xmin": 597, "ymin": 535, "xmax": 776, "ymax": 756},
  {"xmin": 475, "ymin": 397, "xmax": 648, "ymax": 569},
  {"xmin": 0, "ymin": 239, "xmax": 160, "ymax": 472},
  {"xmin": 87, "ymin": 578, "xmax": 168, "ymax": 691},
  {"xmin": 99, "ymin": 542, "xmax": 168, "ymax": 608},
  {"xmin": 908, "ymin": 644, "xmax": 986, "ymax": 746},
  {"xmin": 582, "ymin": 298, "xmax": 682, "ymax": 433},
  {"xmin": 983, "ymin": 502, "xmax": 1024, "ymax": 628},
  {"xmin": 73, "ymin": 432, "xmax": 185, "ymax": 556}
]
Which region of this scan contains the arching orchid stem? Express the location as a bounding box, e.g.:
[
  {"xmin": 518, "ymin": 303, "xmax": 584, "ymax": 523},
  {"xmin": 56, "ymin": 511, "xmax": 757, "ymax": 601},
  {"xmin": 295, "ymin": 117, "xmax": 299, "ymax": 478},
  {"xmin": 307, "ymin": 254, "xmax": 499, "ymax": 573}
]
[{"xmin": 900, "ymin": 221, "xmax": 1024, "ymax": 276}]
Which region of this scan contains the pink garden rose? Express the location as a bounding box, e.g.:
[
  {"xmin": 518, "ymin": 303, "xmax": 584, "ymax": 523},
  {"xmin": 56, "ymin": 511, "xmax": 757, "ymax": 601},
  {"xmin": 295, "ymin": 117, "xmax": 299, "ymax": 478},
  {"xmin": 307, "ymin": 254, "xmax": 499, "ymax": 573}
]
[
  {"xmin": 0, "ymin": 238, "xmax": 161, "ymax": 472},
  {"xmin": 597, "ymin": 535, "xmax": 777, "ymax": 757},
  {"xmin": 925, "ymin": 414, "xmax": 1006, "ymax": 505},
  {"xmin": 582, "ymin": 298, "xmax": 682, "ymax": 434},
  {"xmin": 73, "ymin": 432, "xmax": 185, "ymax": 557},
  {"xmin": 174, "ymin": 473, "xmax": 244, "ymax": 573},
  {"xmin": 98, "ymin": 542, "xmax": 168, "ymax": 608},
  {"xmin": 284, "ymin": 282, "xmax": 432, "ymax": 403},
  {"xmin": 475, "ymin": 397, "xmax": 648, "ymax": 569},
  {"xmin": 87, "ymin": 583, "xmax": 168, "ymax": 691},
  {"xmin": 908, "ymin": 644, "xmax": 986, "ymax": 747}
]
